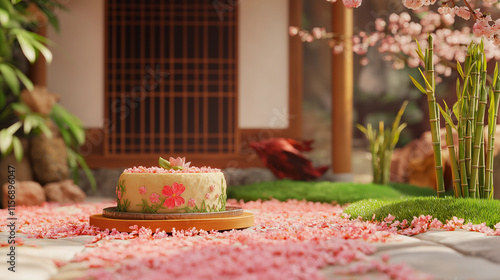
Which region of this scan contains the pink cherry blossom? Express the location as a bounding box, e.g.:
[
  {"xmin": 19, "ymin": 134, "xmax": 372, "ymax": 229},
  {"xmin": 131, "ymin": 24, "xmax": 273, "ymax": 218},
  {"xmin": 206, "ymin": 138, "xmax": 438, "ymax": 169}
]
[
  {"xmin": 149, "ymin": 193, "xmax": 160, "ymax": 204},
  {"xmin": 402, "ymin": 0, "xmax": 423, "ymax": 9},
  {"xmin": 139, "ymin": 186, "xmax": 147, "ymax": 195},
  {"xmin": 342, "ymin": 0, "xmax": 362, "ymax": 9},
  {"xmin": 162, "ymin": 183, "xmax": 186, "ymax": 209}
]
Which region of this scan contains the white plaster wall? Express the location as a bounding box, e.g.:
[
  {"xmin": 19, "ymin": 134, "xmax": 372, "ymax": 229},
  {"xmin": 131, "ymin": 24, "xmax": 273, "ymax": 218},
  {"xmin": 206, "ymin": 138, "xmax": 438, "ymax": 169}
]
[
  {"xmin": 47, "ymin": 0, "xmax": 104, "ymax": 128},
  {"xmin": 238, "ymin": 0, "xmax": 289, "ymax": 129},
  {"xmin": 47, "ymin": 0, "xmax": 289, "ymax": 129}
]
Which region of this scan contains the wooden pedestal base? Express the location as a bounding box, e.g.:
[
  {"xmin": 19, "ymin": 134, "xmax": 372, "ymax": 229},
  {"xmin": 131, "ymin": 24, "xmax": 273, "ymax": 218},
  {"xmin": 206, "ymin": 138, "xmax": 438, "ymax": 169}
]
[{"xmin": 89, "ymin": 212, "xmax": 255, "ymax": 233}]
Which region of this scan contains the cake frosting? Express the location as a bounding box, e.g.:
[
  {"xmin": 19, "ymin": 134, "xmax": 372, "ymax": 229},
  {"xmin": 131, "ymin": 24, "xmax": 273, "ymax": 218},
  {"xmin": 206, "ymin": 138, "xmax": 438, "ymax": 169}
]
[{"xmin": 116, "ymin": 157, "xmax": 227, "ymax": 214}]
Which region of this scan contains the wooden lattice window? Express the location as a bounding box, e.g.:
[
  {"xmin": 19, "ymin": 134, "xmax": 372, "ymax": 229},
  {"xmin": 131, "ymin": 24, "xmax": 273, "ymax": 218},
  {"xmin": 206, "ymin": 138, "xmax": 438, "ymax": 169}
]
[{"xmin": 105, "ymin": 0, "xmax": 237, "ymax": 155}]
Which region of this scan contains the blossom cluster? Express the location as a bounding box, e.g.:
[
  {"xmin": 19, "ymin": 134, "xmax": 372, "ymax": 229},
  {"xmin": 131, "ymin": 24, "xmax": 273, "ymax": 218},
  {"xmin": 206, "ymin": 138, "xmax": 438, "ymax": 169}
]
[
  {"xmin": 124, "ymin": 165, "xmax": 221, "ymax": 173},
  {"xmin": 292, "ymin": 0, "xmax": 500, "ymax": 80}
]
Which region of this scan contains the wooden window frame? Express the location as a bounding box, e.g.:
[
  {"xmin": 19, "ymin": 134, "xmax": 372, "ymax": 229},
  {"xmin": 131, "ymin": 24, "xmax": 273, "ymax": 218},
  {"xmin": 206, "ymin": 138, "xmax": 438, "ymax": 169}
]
[{"xmin": 83, "ymin": 0, "xmax": 302, "ymax": 169}]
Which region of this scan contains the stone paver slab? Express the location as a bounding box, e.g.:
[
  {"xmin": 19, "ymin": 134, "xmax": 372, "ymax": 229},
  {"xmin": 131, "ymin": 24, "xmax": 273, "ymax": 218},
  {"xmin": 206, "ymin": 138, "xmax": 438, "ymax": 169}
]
[
  {"xmin": 415, "ymin": 230, "xmax": 500, "ymax": 264},
  {"xmin": 373, "ymin": 235, "xmax": 439, "ymax": 252},
  {"xmin": 16, "ymin": 238, "xmax": 86, "ymax": 261},
  {"xmin": 0, "ymin": 253, "xmax": 57, "ymax": 280},
  {"xmin": 374, "ymin": 245, "xmax": 500, "ymax": 280}
]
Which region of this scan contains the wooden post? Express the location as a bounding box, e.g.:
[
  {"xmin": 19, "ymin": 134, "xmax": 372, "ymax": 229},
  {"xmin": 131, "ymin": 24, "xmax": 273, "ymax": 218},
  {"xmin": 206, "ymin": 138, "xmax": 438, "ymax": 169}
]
[
  {"xmin": 331, "ymin": 3, "xmax": 353, "ymax": 180},
  {"xmin": 27, "ymin": 15, "xmax": 47, "ymax": 86}
]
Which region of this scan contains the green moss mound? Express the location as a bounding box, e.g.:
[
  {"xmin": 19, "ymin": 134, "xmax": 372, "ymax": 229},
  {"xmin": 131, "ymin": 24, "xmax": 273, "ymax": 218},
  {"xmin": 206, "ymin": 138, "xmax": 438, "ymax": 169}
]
[
  {"xmin": 343, "ymin": 197, "xmax": 500, "ymax": 228},
  {"xmin": 227, "ymin": 180, "xmax": 436, "ymax": 205}
]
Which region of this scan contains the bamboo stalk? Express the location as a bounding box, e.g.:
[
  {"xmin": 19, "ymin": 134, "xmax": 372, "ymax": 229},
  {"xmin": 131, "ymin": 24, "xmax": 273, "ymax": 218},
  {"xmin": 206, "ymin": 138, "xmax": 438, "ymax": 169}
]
[
  {"xmin": 479, "ymin": 138, "xmax": 485, "ymax": 198},
  {"xmin": 469, "ymin": 83, "xmax": 487, "ymax": 198},
  {"xmin": 445, "ymin": 120, "xmax": 462, "ymax": 197},
  {"xmin": 425, "ymin": 35, "xmax": 445, "ymax": 197},
  {"xmin": 485, "ymin": 65, "xmax": 500, "ymax": 198}
]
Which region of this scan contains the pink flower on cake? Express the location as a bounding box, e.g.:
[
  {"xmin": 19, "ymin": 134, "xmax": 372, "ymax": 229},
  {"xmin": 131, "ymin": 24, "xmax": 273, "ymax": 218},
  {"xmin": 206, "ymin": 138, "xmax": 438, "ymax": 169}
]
[
  {"xmin": 215, "ymin": 193, "xmax": 219, "ymax": 199},
  {"xmin": 205, "ymin": 193, "xmax": 210, "ymax": 199},
  {"xmin": 139, "ymin": 186, "xmax": 147, "ymax": 195},
  {"xmin": 209, "ymin": 185, "xmax": 215, "ymax": 192},
  {"xmin": 188, "ymin": 198, "xmax": 196, "ymax": 207},
  {"xmin": 162, "ymin": 183, "xmax": 186, "ymax": 209},
  {"xmin": 149, "ymin": 193, "xmax": 160, "ymax": 204},
  {"xmin": 117, "ymin": 191, "xmax": 122, "ymax": 200},
  {"xmin": 169, "ymin": 157, "xmax": 191, "ymax": 169}
]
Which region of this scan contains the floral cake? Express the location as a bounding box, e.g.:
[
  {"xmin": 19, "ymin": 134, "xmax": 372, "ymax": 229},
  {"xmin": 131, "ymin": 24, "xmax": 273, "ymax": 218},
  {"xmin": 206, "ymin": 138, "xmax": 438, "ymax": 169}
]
[{"xmin": 116, "ymin": 157, "xmax": 227, "ymax": 214}]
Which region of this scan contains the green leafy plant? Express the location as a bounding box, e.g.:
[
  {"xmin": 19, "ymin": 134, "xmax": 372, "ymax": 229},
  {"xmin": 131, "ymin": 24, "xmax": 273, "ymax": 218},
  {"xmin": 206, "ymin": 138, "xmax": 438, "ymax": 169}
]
[
  {"xmin": 410, "ymin": 35, "xmax": 499, "ymax": 199},
  {"xmin": 356, "ymin": 101, "xmax": 408, "ymax": 185},
  {"xmin": 0, "ymin": 0, "xmax": 95, "ymax": 190}
]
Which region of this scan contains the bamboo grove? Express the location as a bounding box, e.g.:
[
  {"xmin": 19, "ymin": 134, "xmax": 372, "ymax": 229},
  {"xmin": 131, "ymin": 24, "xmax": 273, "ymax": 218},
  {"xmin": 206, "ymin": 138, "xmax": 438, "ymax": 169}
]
[
  {"xmin": 411, "ymin": 35, "xmax": 500, "ymax": 199},
  {"xmin": 356, "ymin": 102, "xmax": 407, "ymax": 186}
]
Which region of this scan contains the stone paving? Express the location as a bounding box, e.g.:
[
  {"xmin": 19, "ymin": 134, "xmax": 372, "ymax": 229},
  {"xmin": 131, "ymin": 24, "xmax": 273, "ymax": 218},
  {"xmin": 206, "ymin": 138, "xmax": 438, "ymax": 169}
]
[{"xmin": 1, "ymin": 229, "xmax": 499, "ymax": 280}]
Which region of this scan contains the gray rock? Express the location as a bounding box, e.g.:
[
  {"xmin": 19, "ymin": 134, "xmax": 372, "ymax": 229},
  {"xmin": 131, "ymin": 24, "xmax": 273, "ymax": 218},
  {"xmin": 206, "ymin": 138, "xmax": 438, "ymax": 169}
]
[
  {"xmin": 223, "ymin": 168, "xmax": 276, "ymax": 187},
  {"xmin": 2, "ymin": 181, "xmax": 45, "ymax": 208},
  {"xmin": 44, "ymin": 180, "xmax": 86, "ymax": 204},
  {"xmin": 78, "ymin": 168, "xmax": 123, "ymax": 197},
  {"xmin": 0, "ymin": 139, "xmax": 34, "ymax": 207},
  {"xmin": 30, "ymin": 135, "xmax": 69, "ymax": 184}
]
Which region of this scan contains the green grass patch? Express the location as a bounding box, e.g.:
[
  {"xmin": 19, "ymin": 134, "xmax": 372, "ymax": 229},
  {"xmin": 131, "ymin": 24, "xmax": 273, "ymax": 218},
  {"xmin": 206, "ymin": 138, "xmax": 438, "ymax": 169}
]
[
  {"xmin": 227, "ymin": 180, "xmax": 436, "ymax": 205},
  {"xmin": 343, "ymin": 197, "xmax": 500, "ymax": 228}
]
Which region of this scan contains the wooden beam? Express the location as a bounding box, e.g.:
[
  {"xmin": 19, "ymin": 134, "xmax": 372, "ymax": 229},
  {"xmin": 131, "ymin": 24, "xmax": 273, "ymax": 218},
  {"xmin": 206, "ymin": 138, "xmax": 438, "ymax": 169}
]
[{"xmin": 331, "ymin": 3, "xmax": 353, "ymax": 178}]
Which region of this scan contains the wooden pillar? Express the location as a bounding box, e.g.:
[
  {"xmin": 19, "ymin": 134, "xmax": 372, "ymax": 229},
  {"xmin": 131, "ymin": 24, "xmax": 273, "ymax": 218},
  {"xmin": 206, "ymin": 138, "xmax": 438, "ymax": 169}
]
[
  {"xmin": 27, "ymin": 13, "xmax": 47, "ymax": 86},
  {"xmin": 331, "ymin": 3, "xmax": 353, "ymax": 179}
]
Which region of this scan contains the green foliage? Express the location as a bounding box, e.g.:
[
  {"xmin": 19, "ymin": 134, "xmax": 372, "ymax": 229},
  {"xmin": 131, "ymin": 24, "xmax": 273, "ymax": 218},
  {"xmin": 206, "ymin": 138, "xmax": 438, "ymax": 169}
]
[
  {"xmin": 344, "ymin": 197, "xmax": 500, "ymax": 228},
  {"xmin": 0, "ymin": 1, "xmax": 95, "ymax": 190},
  {"xmin": 356, "ymin": 101, "xmax": 407, "ymax": 185},
  {"xmin": 227, "ymin": 180, "xmax": 436, "ymax": 205}
]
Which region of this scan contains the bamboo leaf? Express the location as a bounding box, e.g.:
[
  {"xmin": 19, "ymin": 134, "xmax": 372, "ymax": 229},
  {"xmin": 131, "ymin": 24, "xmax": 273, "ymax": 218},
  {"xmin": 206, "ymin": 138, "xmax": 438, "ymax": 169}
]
[
  {"xmin": 10, "ymin": 102, "xmax": 30, "ymax": 115},
  {"xmin": 356, "ymin": 124, "xmax": 367, "ymax": 135},
  {"xmin": 13, "ymin": 68, "xmax": 33, "ymax": 91},
  {"xmin": 30, "ymin": 39, "xmax": 52, "ymax": 64},
  {"xmin": 415, "ymin": 39, "xmax": 424, "ymax": 61},
  {"xmin": 418, "ymin": 68, "xmax": 433, "ymax": 91},
  {"xmin": 452, "ymin": 101, "xmax": 461, "ymax": 121},
  {"xmin": 0, "ymin": 63, "xmax": 19, "ymax": 94},
  {"xmin": 438, "ymin": 104, "xmax": 457, "ymax": 131},
  {"xmin": 6, "ymin": 121, "xmax": 21, "ymax": 135},
  {"xmin": 0, "ymin": 129, "xmax": 12, "ymax": 154},
  {"xmin": 23, "ymin": 114, "xmax": 34, "ymax": 134},
  {"xmin": 12, "ymin": 136, "xmax": 22, "ymax": 162},
  {"xmin": 37, "ymin": 121, "xmax": 53, "ymax": 138},
  {"xmin": 457, "ymin": 61, "xmax": 464, "ymax": 79},
  {"xmin": 0, "ymin": 8, "xmax": 8, "ymax": 26},
  {"xmin": 73, "ymin": 149, "xmax": 96, "ymax": 191},
  {"xmin": 493, "ymin": 63, "xmax": 499, "ymax": 89},
  {"xmin": 409, "ymin": 75, "xmax": 427, "ymax": 94},
  {"xmin": 16, "ymin": 32, "xmax": 36, "ymax": 63}
]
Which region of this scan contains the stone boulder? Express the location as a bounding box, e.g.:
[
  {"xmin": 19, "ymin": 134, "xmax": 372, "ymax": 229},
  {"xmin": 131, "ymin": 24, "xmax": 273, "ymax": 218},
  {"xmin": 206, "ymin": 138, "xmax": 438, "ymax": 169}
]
[
  {"xmin": 0, "ymin": 139, "xmax": 34, "ymax": 206},
  {"xmin": 223, "ymin": 168, "xmax": 276, "ymax": 187},
  {"xmin": 44, "ymin": 180, "xmax": 86, "ymax": 204},
  {"xmin": 2, "ymin": 181, "xmax": 46, "ymax": 208},
  {"xmin": 30, "ymin": 135, "xmax": 69, "ymax": 185},
  {"xmin": 20, "ymin": 86, "xmax": 60, "ymax": 117},
  {"xmin": 393, "ymin": 127, "xmax": 500, "ymax": 196}
]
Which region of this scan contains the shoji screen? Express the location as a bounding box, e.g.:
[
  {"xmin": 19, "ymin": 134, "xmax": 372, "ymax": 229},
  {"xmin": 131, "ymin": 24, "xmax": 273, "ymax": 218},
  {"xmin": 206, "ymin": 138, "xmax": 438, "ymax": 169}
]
[{"xmin": 105, "ymin": 0, "xmax": 237, "ymax": 155}]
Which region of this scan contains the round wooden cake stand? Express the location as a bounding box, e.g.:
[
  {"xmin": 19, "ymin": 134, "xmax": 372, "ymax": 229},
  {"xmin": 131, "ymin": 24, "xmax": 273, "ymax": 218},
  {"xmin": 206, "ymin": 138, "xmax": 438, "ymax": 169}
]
[{"xmin": 89, "ymin": 207, "xmax": 254, "ymax": 233}]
